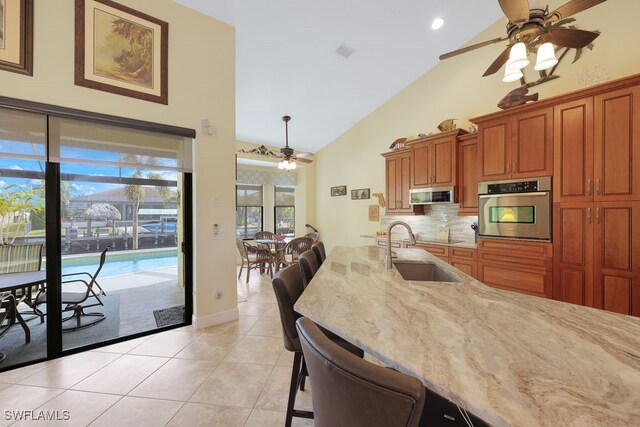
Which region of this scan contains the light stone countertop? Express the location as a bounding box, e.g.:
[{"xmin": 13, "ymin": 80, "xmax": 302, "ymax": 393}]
[
  {"xmin": 375, "ymin": 236, "xmax": 477, "ymax": 249},
  {"xmin": 294, "ymin": 246, "xmax": 640, "ymax": 427}
]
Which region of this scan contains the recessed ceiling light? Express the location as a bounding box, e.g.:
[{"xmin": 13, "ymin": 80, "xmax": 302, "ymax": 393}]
[{"xmin": 431, "ymin": 18, "xmax": 444, "ymax": 30}]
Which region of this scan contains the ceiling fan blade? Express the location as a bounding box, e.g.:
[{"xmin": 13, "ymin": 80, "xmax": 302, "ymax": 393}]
[
  {"xmin": 483, "ymin": 44, "xmax": 512, "ymax": 77},
  {"xmin": 293, "ymin": 157, "xmax": 313, "ymax": 164},
  {"xmin": 498, "ymin": 0, "xmax": 530, "ymax": 26},
  {"xmin": 439, "ymin": 36, "xmax": 508, "ymax": 60},
  {"xmin": 546, "ymin": 0, "xmax": 607, "ymax": 22},
  {"xmin": 546, "ymin": 28, "xmax": 600, "ymax": 48}
]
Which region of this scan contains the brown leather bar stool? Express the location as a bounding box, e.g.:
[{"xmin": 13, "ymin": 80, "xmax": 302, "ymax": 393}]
[
  {"xmin": 272, "ymin": 265, "xmax": 363, "ymax": 427},
  {"xmin": 296, "ymin": 317, "xmax": 425, "ymax": 427},
  {"xmin": 298, "ymin": 250, "xmax": 319, "ymax": 289},
  {"xmin": 311, "ymin": 241, "xmax": 326, "ymax": 266}
]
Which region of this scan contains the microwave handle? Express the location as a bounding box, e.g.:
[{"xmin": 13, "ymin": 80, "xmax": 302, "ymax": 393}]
[{"xmin": 478, "ymin": 192, "xmax": 548, "ymax": 199}]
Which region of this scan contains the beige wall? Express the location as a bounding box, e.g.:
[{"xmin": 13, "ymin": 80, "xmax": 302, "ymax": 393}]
[
  {"xmin": 0, "ymin": 1, "xmax": 237, "ymax": 325},
  {"xmin": 315, "ymin": 0, "xmax": 640, "ymax": 251}
]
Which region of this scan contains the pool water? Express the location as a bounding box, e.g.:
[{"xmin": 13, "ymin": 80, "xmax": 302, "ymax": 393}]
[{"xmin": 61, "ymin": 250, "xmax": 178, "ymax": 278}]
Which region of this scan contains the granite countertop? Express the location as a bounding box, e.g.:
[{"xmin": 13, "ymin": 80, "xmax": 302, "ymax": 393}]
[
  {"xmin": 294, "ymin": 246, "xmax": 640, "ymax": 427},
  {"xmin": 376, "ymin": 235, "xmax": 477, "ymax": 249}
]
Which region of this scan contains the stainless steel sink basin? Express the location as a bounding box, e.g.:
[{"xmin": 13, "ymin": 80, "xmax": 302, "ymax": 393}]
[{"xmin": 393, "ymin": 262, "xmax": 461, "ymax": 282}]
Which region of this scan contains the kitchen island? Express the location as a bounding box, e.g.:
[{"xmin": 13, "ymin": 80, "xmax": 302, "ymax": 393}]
[{"xmin": 294, "ymin": 246, "xmax": 640, "ymax": 427}]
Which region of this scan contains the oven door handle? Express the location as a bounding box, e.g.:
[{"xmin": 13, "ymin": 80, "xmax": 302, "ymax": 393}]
[{"xmin": 478, "ymin": 192, "xmax": 548, "ymax": 199}]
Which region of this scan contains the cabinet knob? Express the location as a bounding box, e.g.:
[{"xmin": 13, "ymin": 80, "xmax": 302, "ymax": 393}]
[
  {"xmin": 587, "ymin": 179, "xmax": 592, "ymax": 196},
  {"xmin": 507, "ymin": 163, "xmax": 511, "ymax": 174},
  {"xmin": 587, "ymin": 207, "xmax": 591, "ymax": 224},
  {"xmin": 595, "ymin": 207, "xmax": 600, "ymax": 224},
  {"xmin": 596, "ymin": 178, "xmax": 601, "ymax": 195}
]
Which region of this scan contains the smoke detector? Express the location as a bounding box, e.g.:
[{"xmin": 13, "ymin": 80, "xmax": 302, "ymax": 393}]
[{"xmin": 335, "ymin": 43, "xmax": 355, "ymax": 58}]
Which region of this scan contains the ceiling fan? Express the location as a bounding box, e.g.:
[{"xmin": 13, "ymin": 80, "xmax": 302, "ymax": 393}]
[
  {"xmin": 439, "ymin": 0, "xmax": 606, "ymax": 78},
  {"xmin": 277, "ymin": 115, "xmax": 312, "ymax": 170}
]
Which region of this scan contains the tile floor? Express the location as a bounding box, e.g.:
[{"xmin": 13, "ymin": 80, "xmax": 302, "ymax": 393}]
[{"xmin": 0, "ymin": 268, "xmax": 314, "ymax": 427}]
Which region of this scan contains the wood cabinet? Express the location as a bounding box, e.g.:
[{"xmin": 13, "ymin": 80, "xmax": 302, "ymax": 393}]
[
  {"xmin": 449, "ymin": 247, "xmax": 478, "ymax": 279},
  {"xmin": 457, "ymin": 134, "xmax": 479, "ymax": 215},
  {"xmin": 478, "ymin": 239, "xmax": 553, "ymax": 298},
  {"xmin": 477, "ymin": 108, "xmax": 553, "ymax": 181},
  {"xmin": 383, "ymin": 149, "xmax": 423, "ymax": 215},
  {"xmin": 409, "ymin": 243, "xmax": 449, "ymax": 263},
  {"xmin": 411, "ymin": 131, "xmax": 459, "ymax": 188}
]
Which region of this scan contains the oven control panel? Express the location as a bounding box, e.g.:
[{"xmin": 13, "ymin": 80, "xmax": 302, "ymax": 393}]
[{"xmin": 487, "ymin": 180, "xmax": 538, "ymax": 194}]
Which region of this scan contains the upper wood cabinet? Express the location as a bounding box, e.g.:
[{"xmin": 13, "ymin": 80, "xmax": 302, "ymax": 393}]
[
  {"xmin": 410, "ymin": 131, "xmax": 459, "ymax": 188},
  {"xmin": 457, "ymin": 134, "xmax": 479, "ymax": 215},
  {"xmin": 477, "ymin": 107, "xmax": 553, "ymax": 181},
  {"xmin": 383, "ymin": 149, "xmax": 423, "ymax": 215}
]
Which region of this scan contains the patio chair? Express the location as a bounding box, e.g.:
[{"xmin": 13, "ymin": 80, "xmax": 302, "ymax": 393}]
[
  {"xmin": 0, "ymin": 294, "xmax": 17, "ymax": 363},
  {"xmin": 236, "ymin": 237, "xmax": 273, "ymax": 284},
  {"xmin": 36, "ymin": 246, "xmax": 109, "ymax": 331}
]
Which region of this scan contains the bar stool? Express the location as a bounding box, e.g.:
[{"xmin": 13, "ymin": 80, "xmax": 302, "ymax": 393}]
[
  {"xmin": 298, "ymin": 250, "xmax": 319, "ymax": 289},
  {"xmin": 311, "ymin": 241, "xmax": 326, "ymax": 266}
]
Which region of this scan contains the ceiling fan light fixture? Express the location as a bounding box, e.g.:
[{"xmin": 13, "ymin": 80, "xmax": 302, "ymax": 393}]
[
  {"xmin": 506, "ymin": 42, "xmax": 530, "ymax": 70},
  {"xmin": 534, "ymin": 42, "xmax": 559, "ymax": 71},
  {"xmin": 502, "ymin": 62, "xmax": 523, "ymax": 83},
  {"xmin": 278, "ymin": 159, "xmax": 297, "ymax": 170}
]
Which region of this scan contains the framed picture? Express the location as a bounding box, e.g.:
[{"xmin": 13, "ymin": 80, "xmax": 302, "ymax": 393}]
[
  {"xmin": 0, "ymin": 0, "xmax": 33, "ymax": 75},
  {"xmin": 351, "ymin": 188, "xmax": 370, "ymax": 200},
  {"xmin": 330, "ymin": 186, "xmax": 347, "ymax": 197},
  {"xmin": 75, "ymin": 0, "xmax": 168, "ymax": 104}
]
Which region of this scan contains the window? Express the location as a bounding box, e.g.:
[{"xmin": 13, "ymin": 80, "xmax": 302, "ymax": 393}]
[
  {"xmin": 274, "ymin": 185, "xmax": 295, "ymax": 236},
  {"xmin": 236, "ymin": 184, "xmax": 263, "ymax": 239}
]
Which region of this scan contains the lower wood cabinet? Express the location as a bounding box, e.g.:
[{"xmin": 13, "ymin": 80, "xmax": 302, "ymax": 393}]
[
  {"xmin": 555, "ymin": 202, "xmax": 640, "ymax": 316},
  {"xmin": 409, "ymin": 243, "xmax": 449, "ymax": 263},
  {"xmin": 449, "ymin": 247, "xmax": 478, "ymax": 279},
  {"xmin": 478, "ymin": 239, "xmax": 553, "ymax": 299}
]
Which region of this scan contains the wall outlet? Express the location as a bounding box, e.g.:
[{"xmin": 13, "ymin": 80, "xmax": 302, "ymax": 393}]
[{"xmin": 214, "ymin": 288, "xmax": 223, "ymax": 299}]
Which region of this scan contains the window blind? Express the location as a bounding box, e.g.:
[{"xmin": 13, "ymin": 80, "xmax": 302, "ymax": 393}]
[
  {"xmin": 0, "ymin": 107, "xmax": 47, "ymax": 161},
  {"xmin": 236, "ymin": 184, "xmax": 263, "ymax": 207},
  {"xmin": 274, "ymin": 185, "xmax": 295, "ymax": 206}
]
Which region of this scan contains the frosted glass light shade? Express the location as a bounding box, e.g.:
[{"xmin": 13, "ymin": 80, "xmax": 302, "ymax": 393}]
[
  {"xmin": 278, "ymin": 159, "xmax": 297, "ymax": 170},
  {"xmin": 503, "ymin": 63, "xmax": 524, "ymax": 83},
  {"xmin": 506, "ymin": 42, "xmax": 530, "ymax": 70},
  {"xmin": 534, "ymin": 42, "xmax": 558, "ymax": 71}
]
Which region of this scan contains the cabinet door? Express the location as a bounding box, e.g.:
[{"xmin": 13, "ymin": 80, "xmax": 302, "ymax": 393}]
[
  {"xmin": 399, "ymin": 154, "xmax": 413, "ymax": 210},
  {"xmin": 479, "ymin": 263, "xmax": 551, "ymax": 298},
  {"xmin": 411, "ymin": 140, "xmax": 432, "ymax": 188},
  {"xmin": 478, "ymin": 118, "xmax": 510, "ymax": 180},
  {"xmin": 385, "ymin": 155, "xmax": 400, "ymax": 213},
  {"xmin": 594, "ymin": 86, "xmax": 640, "ymax": 201},
  {"xmin": 511, "ymin": 107, "xmax": 553, "ymax": 178},
  {"xmin": 554, "ymin": 98, "xmax": 594, "ymax": 202},
  {"xmin": 431, "ymin": 137, "xmax": 456, "ymax": 187},
  {"xmin": 450, "ymin": 258, "xmax": 477, "ymax": 279},
  {"xmin": 458, "ymin": 136, "xmax": 479, "ymax": 215},
  {"xmin": 553, "ymin": 203, "xmax": 594, "ymax": 307},
  {"xmin": 593, "ymin": 202, "xmax": 640, "ymax": 316}
]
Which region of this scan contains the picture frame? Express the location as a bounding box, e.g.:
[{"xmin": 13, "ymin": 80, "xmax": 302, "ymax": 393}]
[
  {"xmin": 330, "ymin": 186, "xmax": 347, "ymax": 197},
  {"xmin": 75, "ymin": 0, "xmax": 168, "ymax": 104},
  {"xmin": 0, "ymin": 0, "xmax": 33, "ymax": 76},
  {"xmin": 351, "ymin": 188, "xmax": 370, "ymax": 200}
]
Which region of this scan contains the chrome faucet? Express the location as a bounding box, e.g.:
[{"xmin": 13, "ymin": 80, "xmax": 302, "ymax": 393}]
[{"xmin": 384, "ymin": 221, "xmax": 417, "ymax": 269}]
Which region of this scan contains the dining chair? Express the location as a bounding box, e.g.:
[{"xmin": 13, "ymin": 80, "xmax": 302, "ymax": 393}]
[
  {"xmin": 298, "ymin": 250, "xmax": 319, "ymax": 289},
  {"xmin": 304, "ymin": 231, "xmax": 320, "ymax": 243},
  {"xmin": 311, "ymin": 241, "xmax": 326, "ymax": 266},
  {"xmin": 297, "ymin": 317, "xmax": 426, "ymax": 427},
  {"xmin": 278, "ymin": 236, "xmax": 313, "ymax": 270},
  {"xmin": 236, "ymin": 237, "xmax": 273, "ymax": 284},
  {"xmin": 271, "ymin": 264, "xmax": 363, "ymax": 427},
  {"xmin": 253, "ymin": 230, "xmax": 275, "ymax": 240}
]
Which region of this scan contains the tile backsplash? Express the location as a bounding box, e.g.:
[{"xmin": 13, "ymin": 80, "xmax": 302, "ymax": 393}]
[{"xmin": 380, "ymin": 204, "xmax": 478, "ymax": 243}]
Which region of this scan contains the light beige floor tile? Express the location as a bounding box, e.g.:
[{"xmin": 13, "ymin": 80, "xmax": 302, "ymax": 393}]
[
  {"xmin": 71, "ymin": 354, "xmax": 168, "ymax": 395},
  {"xmin": 255, "ymin": 366, "xmax": 313, "ymax": 413},
  {"xmin": 189, "ymin": 362, "xmax": 273, "ymax": 408},
  {"xmin": 0, "ymin": 361, "xmax": 52, "ymax": 384},
  {"xmin": 173, "ymin": 332, "xmax": 240, "ymax": 361},
  {"xmin": 166, "ymin": 402, "xmax": 250, "ymax": 427},
  {"xmin": 91, "ymin": 336, "xmax": 151, "ymax": 354},
  {"xmin": 200, "ymin": 315, "xmax": 259, "ymax": 335},
  {"xmin": 0, "ymin": 385, "xmax": 64, "ymax": 427},
  {"xmin": 238, "ymin": 302, "xmax": 278, "ymax": 317},
  {"xmin": 129, "ymin": 358, "xmax": 217, "ymax": 401},
  {"xmin": 224, "ymin": 335, "xmax": 283, "ymax": 365},
  {"xmin": 0, "ymin": 383, "xmax": 10, "ymax": 392},
  {"xmin": 275, "ymin": 349, "xmax": 294, "ymax": 367},
  {"xmin": 243, "ymin": 409, "xmax": 286, "ymax": 427},
  {"xmin": 261, "ymin": 306, "xmax": 281, "ymax": 318},
  {"xmin": 11, "ymin": 390, "xmax": 120, "ymax": 427},
  {"xmin": 127, "ymin": 331, "xmax": 197, "ymax": 357},
  {"xmin": 246, "ymin": 317, "xmax": 283, "ymax": 338},
  {"xmin": 88, "ymin": 396, "xmax": 183, "ymax": 427},
  {"xmin": 20, "ymin": 351, "xmax": 121, "ymax": 389}
]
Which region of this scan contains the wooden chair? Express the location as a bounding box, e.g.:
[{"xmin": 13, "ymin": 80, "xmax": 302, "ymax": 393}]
[
  {"xmin": 253, "ymin": 231, "xmax": 275, "ymax": 240},
  {"xmin": 277, "ymin": 237, "xmax": 313, "ymax": 271},
  {"xmin": 304, "ymin": 232, "xmax": 320, "ymax": 243},
  {"xmin": 236, "ymin": 237, "xmax": 273, "ymax": 284}
]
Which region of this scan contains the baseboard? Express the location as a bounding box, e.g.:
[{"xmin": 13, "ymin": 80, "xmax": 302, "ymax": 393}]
[{"xmin": 192, "ymin": 307, "xmax": 239, "ymax": 330}]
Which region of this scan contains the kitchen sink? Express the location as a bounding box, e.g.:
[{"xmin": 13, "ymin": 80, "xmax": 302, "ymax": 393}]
[{"xmin": 393, "ymin": 262, "xmax": 461, "ymax": 282}]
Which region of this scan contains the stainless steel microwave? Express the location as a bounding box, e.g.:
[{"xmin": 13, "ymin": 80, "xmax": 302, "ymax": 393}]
[
  {"xmin": 409, "ymin": 187, "xmax": 455, "ymax": 205},
  {"xmin": 478, "ymin": 177, "xmax": 551, "ymax": 241}
]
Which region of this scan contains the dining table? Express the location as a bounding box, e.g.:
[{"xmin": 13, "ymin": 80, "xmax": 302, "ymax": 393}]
[
  {"xmin": 255, "ymin": 237, "xmax": 293, "ymax": 272},
  {"xmin": 0, "ymin": 270, "xmax": 47, "ymax": 344}
]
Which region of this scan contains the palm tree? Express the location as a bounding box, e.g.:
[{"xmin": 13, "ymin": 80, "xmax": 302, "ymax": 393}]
[{"xmin": 123, "ymin": 156, "xmax": 172, "ymax": 249}]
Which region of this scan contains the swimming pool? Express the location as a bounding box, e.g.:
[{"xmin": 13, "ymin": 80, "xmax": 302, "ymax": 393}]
[{"xmin": 61, "ymin": 249, "xmax": 178, "ymax": 278}]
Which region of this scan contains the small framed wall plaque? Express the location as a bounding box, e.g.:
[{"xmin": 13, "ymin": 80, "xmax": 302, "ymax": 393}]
[
  {"xmin": 331, "ymin": 185, "xmax": 347, "ymax": 197},
  {"xmin": 351, "ymin": 188, "xmax": 370, "ymax": 200},
  {"xmin": 368, "ymin": 204, "xmax": 380, "ymax": 221}
]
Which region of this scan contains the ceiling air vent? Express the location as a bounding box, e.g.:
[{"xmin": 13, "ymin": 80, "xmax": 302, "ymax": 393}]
[{"xmin": 335, "ymin": 43, "xmax": 355, "ymax": 58}]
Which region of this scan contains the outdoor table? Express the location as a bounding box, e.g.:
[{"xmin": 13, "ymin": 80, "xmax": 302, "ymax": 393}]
[{"xmin": 0, "ymin": 270, "xmax": 47, "ymax": 343}]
